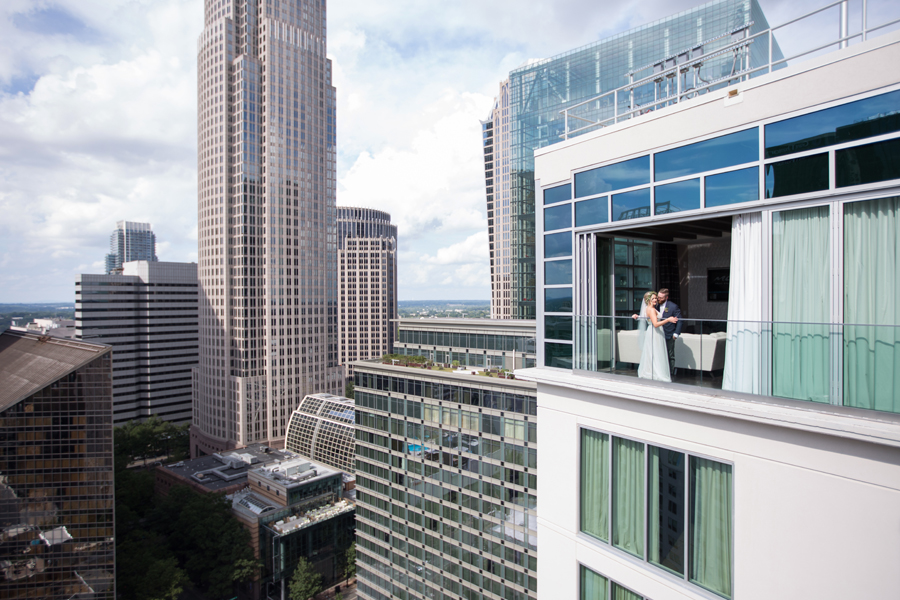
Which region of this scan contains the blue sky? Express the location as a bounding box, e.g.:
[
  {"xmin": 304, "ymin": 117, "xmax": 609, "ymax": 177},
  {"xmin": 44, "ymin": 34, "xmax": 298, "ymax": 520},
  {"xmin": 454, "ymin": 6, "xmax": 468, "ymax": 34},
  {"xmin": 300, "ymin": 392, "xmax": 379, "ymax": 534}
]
[{"xmin": 0, "ymin": 0, "xmax": 894, "ymax": 302}]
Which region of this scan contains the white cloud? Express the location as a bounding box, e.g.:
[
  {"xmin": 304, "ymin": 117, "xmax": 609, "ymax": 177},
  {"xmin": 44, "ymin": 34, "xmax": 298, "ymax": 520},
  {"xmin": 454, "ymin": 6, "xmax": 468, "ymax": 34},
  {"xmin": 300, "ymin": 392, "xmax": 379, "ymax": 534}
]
[{"xmin": 0, "ymin": 0, "xmax": 863, "ymax": 303}]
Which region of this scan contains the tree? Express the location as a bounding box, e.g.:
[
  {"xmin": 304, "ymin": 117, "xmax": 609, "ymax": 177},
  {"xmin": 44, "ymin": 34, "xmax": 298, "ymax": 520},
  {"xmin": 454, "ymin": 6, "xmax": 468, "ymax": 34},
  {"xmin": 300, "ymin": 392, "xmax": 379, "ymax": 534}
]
[
  {"xmin": 151, "ymin": 485, "xmax": 260, "ymax": 599},
  {"xmin": 343, "ymin": 542, "xmax": 356, "ymax": 581},
  {"xmin": 288, "ymin": 557, "xmax": 322, "ymax": 600},
  {"xmin": 344, "ymin": 381, "xmax": 354, "ymax": 399}
]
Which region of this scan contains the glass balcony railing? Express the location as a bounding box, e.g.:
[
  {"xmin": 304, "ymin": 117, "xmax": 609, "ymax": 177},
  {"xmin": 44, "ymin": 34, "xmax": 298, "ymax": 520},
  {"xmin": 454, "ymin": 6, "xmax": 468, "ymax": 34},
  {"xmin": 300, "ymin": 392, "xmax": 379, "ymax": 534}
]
[{"xmin": 572, "ymin": 316, "xmax": 900, "ymax": 414}]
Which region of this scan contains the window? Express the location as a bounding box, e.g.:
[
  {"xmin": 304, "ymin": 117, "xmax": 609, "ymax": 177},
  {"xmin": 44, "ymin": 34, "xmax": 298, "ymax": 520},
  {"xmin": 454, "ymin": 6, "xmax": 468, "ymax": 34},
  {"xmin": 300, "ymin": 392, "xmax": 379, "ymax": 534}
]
[
  {"xmin": 655, "ymin": 178, "xmax": 700, "ymax": 214},
  {"xmin": 576, "ymin": 196, "xmax": 609, "ymax": 226},
  {"xmin": 545, "ymin": 204, "xmax": 572, "ymax": 231},
  {"xmin": 579, "ymin": 428, "xmax": 733, "ymax": 598},
  {"xmin": 545, "ymin": 232, "xmax": 572, "ymax": 258},
  {"xmin": 704, "ymin": 167, "xmax": 758, "ymax": 208},
  {"xmin": 580, "ymin": 565, "xmax": 645, "ymax": 600},
  {"xmin": 545, "ymin": 183, "xmax": 572, "ymax": 204},
  {"xmin": 836, "ymin": 137, "xmax": 900, "ymax": 188},
  {"xmin": 544, "ymin": 259, "xmax": 572, "ymax": 285},
  {"xmin": 576, "ymin": 156, "xmax": 651, "ymax": 198},
  {"xmin": 655, "ymin": 128, "xmax": 758, "ymax": 182}
]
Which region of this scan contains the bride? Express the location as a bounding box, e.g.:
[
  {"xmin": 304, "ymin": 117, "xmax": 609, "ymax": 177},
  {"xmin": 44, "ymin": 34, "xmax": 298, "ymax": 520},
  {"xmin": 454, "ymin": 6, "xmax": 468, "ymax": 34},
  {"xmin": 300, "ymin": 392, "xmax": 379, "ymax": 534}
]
[{"xmin": 635, "ymin": 291, "xmax": 678, "ymax": 382}]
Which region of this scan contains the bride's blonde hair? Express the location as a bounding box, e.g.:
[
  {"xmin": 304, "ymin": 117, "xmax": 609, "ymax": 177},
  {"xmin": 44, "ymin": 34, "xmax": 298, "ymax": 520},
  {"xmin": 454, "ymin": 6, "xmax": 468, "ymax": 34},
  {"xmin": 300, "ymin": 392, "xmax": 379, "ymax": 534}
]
[{"xmin": 643, "ymin": 291, "xmax": 657, "ymax": 305}]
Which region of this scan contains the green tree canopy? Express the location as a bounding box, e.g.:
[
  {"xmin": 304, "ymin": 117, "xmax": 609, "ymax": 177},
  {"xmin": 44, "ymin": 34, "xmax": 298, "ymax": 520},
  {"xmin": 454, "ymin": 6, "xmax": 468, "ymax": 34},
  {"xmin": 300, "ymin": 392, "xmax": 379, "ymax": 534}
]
[{"xmin": 289, "ymin": 557, "xmax": 323, "ymax": 600}]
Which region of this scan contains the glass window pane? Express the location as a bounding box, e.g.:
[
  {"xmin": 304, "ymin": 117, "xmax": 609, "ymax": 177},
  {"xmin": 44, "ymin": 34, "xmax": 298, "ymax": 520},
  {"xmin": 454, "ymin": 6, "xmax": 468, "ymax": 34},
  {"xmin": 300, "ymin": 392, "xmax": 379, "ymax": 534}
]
[
  {"xmin": 580, "ymin": 429, "xmax": 609, "ymax": 542},
  {"xmin": 764, "ymin": 153, "xmax": 829, "ymax": 198},
  {"xmin": 633, "ymin": 267, "xmax": 652, "ymax": 289},
  {"xmin": 836, "ymin": 138, "xmax": 900, "ymax": 188},
  {"xmin": 843, "ymin": 196, "xmax": 900, "ymax": 413},
  {"xmin": 705, "ymin": 167, "xmax": 758, "ymax": 208},
  {"xmin": 544, "ymin": 342, "xmax": 573, "ymax": 368},
  {"xmin": 655, "ymin": 128, "xmax": 758, "ymax": 181},
  {"xmin": 575, "ymin": 156, "xmax": 651, "ymax": 198},
  {"xmin": 615, "ymin": 290, "xmax": 628, "ymax": 311},
  {"xmin": 614, "ymin": 243, "xmax": 628, "ymax": 265},
  {"xmin": 580, "ymin": 565, "xmax": 608, "ymax": 600},
  {"xmin": 544, "ymin": 183, "xmax": 572, "ymax": 205},
  {"xmin": 545, "ymin": 260, "xmax": 572, "ymax": 285},
  {"xmin": 689, "ymin": 456, "xmax": 733, "ymax": 599},
  {"xmin": 611, "ymin": 582, "xmax": 643, "ymax": 600},
  {"xmin": 544, "ymin": 204, "xmax": 572, "ymax": 231},
  {"xmin": 633, "ymin": 243, "xmax": 652, "ymax": 267},
  {"xmin": 545, "ymin": 232, "xmax": 572, "ymax": 258},
  {"xmin": 648, "ymin": 446, "xmax": 686, "ymax": 575},
  {"xmin": 545, "ymin": 288, "xmax": 573, "ymax": 313},
  {"xmin": 765, "ymin": 89, "xmax": 900, "ymax": 158},
  {"xmin": 612, "ymin": 188, "xmax": 651, "ymax": 222},
  {"xmin": 655, "ymin": 178, "xmax": 700, "ymax": 214},
  {"xmin": 612, "ymin": 437, "xmax": 644, "ymax": 557},
  {"xmin": 545, "ymin": 316, "xmax": 573, "ymax": 341},
  {"xmin": 615, "ymin": 266, "xmax": 629, "ymax": 287},
  {"xmin": 575, "ymin": 196, "xmax": 609, "ymax": 226}
]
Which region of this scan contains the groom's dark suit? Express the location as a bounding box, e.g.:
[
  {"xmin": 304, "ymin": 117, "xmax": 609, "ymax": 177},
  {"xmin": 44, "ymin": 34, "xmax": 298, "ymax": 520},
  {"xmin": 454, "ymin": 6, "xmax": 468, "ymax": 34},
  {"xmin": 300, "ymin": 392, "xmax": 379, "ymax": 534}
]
[{"xmin": 658, "ymin": 301, "xmax": 683, "ymax": 377}]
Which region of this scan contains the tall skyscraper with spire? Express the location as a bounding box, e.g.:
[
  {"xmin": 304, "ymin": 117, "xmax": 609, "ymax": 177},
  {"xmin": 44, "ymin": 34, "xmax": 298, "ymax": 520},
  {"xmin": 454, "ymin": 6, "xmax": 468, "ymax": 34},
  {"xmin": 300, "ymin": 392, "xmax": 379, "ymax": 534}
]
[{"xmin": 192, "ymin": 0, "xmax": 340, "ymax": 457}]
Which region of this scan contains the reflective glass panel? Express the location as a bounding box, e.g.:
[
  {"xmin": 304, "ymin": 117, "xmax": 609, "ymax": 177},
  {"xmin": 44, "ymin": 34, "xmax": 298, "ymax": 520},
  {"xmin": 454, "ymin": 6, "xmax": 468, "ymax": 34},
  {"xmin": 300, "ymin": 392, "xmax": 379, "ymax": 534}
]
[
  {"xmin": 836, "ymin": 138, "xmax": 900, "ymax": 188},
  {"xmin": 615, "ymin": 266, "xmax": 629, "ymax": 287},
  {"xmin": 575, "ymin": 196, "xmax": 609, "ymax": 226},
  {"xmin": 648, "ymin": 446, "xmax": 686, "ymax": 575},
  {"xmin": 634, "ymin": 267, "xmax": 652, "ymax": 289},
  {"xmin": 612, "ymin": 188, "xmax": 651, "ymax": 221},
  {"xmin": 545, "ymin": 316, "xmax": 573, "ymax": 341},
  {"xmin": 614, "ymin": 243, "xmax": 628, "ymax": 264},
  {"xmin": 765, "ymin": 89, "xmax": 900, "ymax": 158},
  {"xmin": 575, "ymin": 156, "xmax": 651, "ymax": 198},
  {"xmin": 544, "ymin": 204, "xmax": 572, "ymax": 231},
  {"xmin": 545, "ymin": 259, "xmax": 572, "ymax": 285},
  {"xmin": 764, "ymin": 153, "xmax": 829, "ymax": 198},
  {"xmin": 545, "ymin": 342, "xmax": 573, "ymax": 369},
  {"xmin": 655, "ymin": 179, "xmax": 700, "ymax": 214},
  {"xmin": 705, "ymin": 167, "xmax": 758, "ymax": 208},
  {"xmin": 544, "ymin": 232, "xmax": 572, "ymax": 258},
  {"xmin": 655, "ymin": 128, "xmax": 759, "ymax": 181},
  {"xmin": 545, "ymin": 287, "xmax": 573, "ymax": 313},
  {"xmin": 544, "ymin": 183, "xmax": 572, "ymax": 205},
  {"xmin": 633, "ymin": 243, "xmax": 652, "ymax": 267}
]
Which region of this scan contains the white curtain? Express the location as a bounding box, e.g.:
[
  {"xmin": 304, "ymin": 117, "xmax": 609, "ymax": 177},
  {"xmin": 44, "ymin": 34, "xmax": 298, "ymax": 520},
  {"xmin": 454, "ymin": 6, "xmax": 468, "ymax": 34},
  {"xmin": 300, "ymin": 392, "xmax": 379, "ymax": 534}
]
[{"xmin": 722, "ymin": 212, "xmax": 762, "ymax": 394}]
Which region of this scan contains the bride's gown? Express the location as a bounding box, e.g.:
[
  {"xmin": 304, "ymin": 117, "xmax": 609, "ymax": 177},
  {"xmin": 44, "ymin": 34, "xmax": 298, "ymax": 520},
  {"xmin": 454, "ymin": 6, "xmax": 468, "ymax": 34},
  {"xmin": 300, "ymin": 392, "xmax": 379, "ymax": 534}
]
[{"xmin": 637, "ymin": 306, "xmax": 671, "ymax": 382}]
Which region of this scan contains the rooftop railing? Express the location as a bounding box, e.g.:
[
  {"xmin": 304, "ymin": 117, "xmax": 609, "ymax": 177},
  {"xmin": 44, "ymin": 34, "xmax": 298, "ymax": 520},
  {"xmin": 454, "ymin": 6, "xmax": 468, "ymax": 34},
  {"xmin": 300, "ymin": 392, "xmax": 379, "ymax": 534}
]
[
  {"xmin": 569, "ymin": 315, "xmax": 900, "ymax": 414},
  {"xmin": 560, "ymin": 0, "xmax": 900, "ymax": 140}
]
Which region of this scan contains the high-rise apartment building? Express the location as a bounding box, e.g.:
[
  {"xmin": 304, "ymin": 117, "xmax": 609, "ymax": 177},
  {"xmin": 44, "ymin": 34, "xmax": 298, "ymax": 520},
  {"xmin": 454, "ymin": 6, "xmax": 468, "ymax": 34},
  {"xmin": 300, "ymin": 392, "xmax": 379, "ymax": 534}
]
[
  {"xmin": 105, "ymin": 221, "xmax": 158, "ymax": 274},
  {"xmin": 524, "ymin": 12, "xmax": 900, "ymax": 599},
  {"xmin": 337, "ymin": 207, "xmax": 398, "ymax": 378},
  {"xmin": 193, "ymin": 0, "xmax": 341, "ymax": 457},
  {"xmin": 354, "ymin": 359, "xmax": 538, "ymax": 600},
  {"xmin": 0, "ymin": 330, "xmax": 115, "ymax": 599},
  {"xmin": 76, "ymin": 261, "xmax": 198, "ymax": 424},
  {"xmin": 484, "ymin": 0, "xmax": 776, "ymax": 319}
]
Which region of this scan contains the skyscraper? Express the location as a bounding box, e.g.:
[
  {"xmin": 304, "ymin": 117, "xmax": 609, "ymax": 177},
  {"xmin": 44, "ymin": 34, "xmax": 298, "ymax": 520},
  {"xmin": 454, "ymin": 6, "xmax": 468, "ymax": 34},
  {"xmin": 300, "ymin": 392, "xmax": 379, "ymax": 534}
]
[
  {"xmin": 336, "ymin": 207, "xmax": 398, "ymax": 378},
  {"xmin": 77, "ymin": 261, "xmax": 198, "ymax": 424},
  {"xmin": 193, "ymin": 0, "xmax": 341, "ymax": 457},
  {"xmin": 484, "ymin": 0, "xmax": 776, "ymax": 319},
  {"xmin": 104, "ymin": 221, "xmax": 158, "ymax": 274}
]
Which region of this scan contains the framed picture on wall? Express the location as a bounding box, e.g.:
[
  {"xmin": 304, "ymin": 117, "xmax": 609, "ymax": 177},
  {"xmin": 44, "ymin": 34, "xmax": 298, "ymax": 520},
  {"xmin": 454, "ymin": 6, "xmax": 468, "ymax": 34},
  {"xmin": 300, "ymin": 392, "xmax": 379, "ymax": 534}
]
[{"xmin": 708, "ymin": 268, "xmax": 730, "ymax": 302}]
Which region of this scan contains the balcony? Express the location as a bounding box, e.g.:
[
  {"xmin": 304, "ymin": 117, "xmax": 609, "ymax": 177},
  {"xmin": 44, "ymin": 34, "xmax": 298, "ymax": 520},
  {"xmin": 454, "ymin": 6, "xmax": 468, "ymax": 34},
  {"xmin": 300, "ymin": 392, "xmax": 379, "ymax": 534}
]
[{"xmin": 569, "ymin": 315, "xmax": 900, "ymax": 414}]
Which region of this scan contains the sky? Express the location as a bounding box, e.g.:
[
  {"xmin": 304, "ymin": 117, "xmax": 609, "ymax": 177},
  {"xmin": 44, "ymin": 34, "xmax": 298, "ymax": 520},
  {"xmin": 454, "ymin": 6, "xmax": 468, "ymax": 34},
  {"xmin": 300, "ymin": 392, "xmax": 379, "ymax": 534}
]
[{"xmin": 0, "ymin": 0, "xmax": 894, "ymax": 303}]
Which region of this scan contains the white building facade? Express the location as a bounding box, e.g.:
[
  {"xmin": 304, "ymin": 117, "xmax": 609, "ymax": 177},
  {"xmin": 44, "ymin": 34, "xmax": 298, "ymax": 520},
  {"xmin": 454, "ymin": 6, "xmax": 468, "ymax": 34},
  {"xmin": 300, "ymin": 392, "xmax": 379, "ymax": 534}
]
[
  {"xmin": 520, "ymin": 25, "xmax": 900, "ymax": 600},
  {"xmin": 193, "ymin": 0, "xmax": 342, "ymax": 457},
  {"xmin": 76, "ymin": 261, "xmax": 198, "ymax": 424}
]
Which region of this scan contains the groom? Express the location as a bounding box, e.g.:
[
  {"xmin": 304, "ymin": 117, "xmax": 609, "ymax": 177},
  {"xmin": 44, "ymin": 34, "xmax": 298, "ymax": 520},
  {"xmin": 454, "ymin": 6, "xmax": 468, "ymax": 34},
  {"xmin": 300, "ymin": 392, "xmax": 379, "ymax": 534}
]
[{"xmin": 656, "ymin": 288, "xmax": 682, "ymax": 378}]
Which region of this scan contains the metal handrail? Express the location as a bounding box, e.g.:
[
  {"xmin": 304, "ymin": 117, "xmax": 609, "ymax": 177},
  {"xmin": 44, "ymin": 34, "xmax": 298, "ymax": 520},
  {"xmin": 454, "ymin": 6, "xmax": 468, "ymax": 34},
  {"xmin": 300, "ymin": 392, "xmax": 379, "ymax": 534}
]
[{"xmin": 559, "ymin": 0, "xmax": 898, "ymax": 140}]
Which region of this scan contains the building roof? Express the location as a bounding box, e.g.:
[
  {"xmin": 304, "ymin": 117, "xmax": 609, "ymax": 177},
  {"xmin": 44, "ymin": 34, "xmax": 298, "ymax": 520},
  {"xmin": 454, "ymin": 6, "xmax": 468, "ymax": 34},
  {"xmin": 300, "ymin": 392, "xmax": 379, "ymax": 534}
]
[
  {"xmin": 396, "ymin": 317, "xmax": 536, "ymax": 332},
  {"xmin": 0, "ymin": 330, "xmax": 110, "ymax": 413},
  {"xmin": 160, "ymin": 444, "xmax": 294, "ymax": 492},
  {"xmin": 352, "ymin": 359, "xmax": 537, "ymax": 391}
]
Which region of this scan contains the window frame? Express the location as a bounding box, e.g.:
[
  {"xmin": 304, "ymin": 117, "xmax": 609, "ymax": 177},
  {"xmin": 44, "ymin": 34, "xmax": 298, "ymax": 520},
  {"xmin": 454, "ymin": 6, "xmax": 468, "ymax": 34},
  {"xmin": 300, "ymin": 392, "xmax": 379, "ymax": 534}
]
[{"xmin": 577, "ymin": 424, "xmax": 735, "ymax": 600}]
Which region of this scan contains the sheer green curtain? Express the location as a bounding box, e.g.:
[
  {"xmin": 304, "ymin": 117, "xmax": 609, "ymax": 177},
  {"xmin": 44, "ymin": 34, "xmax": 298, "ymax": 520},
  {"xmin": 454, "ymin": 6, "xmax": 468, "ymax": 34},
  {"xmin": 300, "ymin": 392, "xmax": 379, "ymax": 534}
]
[
  {"xmin": 612, "ymin": 437, "xmax": 644, "ymax": 557},
  {"xmin": 648, "ymin": 447, "xmax": 685, "ymax": 575},
  {"xmin": 690, "ymin": 457, "xmax": 733, "ymax": 598},
  {"xmin": 580, "ymin": 565, "xmax": 608, "ymax": 600},
  {"xmin": 844, "ymin": 196, "xmax": 900, "ymax": 413},
  {"xmin": 772, "ymin": 205, "xmax": 831, "ymax": 403},
  {"xmin": 580, "ymin": 429, "xmax": 609, "ymax": 541},
  {"xmin": 612, "ymin": 582, "xmax": 643, "ymax": 600}
]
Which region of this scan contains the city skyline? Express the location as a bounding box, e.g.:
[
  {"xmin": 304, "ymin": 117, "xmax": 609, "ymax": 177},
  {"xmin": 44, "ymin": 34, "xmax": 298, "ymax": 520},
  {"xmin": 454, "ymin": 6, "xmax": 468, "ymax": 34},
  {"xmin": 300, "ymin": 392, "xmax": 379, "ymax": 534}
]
[{"xmin": 0, "ymin": 0, "xmax": 856, "ymax": 303}]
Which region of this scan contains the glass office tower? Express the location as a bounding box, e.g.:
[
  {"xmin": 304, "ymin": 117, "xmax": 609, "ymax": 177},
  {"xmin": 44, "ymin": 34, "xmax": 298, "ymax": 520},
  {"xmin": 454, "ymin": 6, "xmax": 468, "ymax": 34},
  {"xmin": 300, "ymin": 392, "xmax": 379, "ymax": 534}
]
[
  {"xmin": 193, "ymin": 0, "xmax": 342, "ymax": 457},
  {"xmin": 105, "ymin": 221, "xmax": 158, "ymax": 274},
  {"xmin": 488, "ymin": 0, "xmax": 775, "ymax": 319}
]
